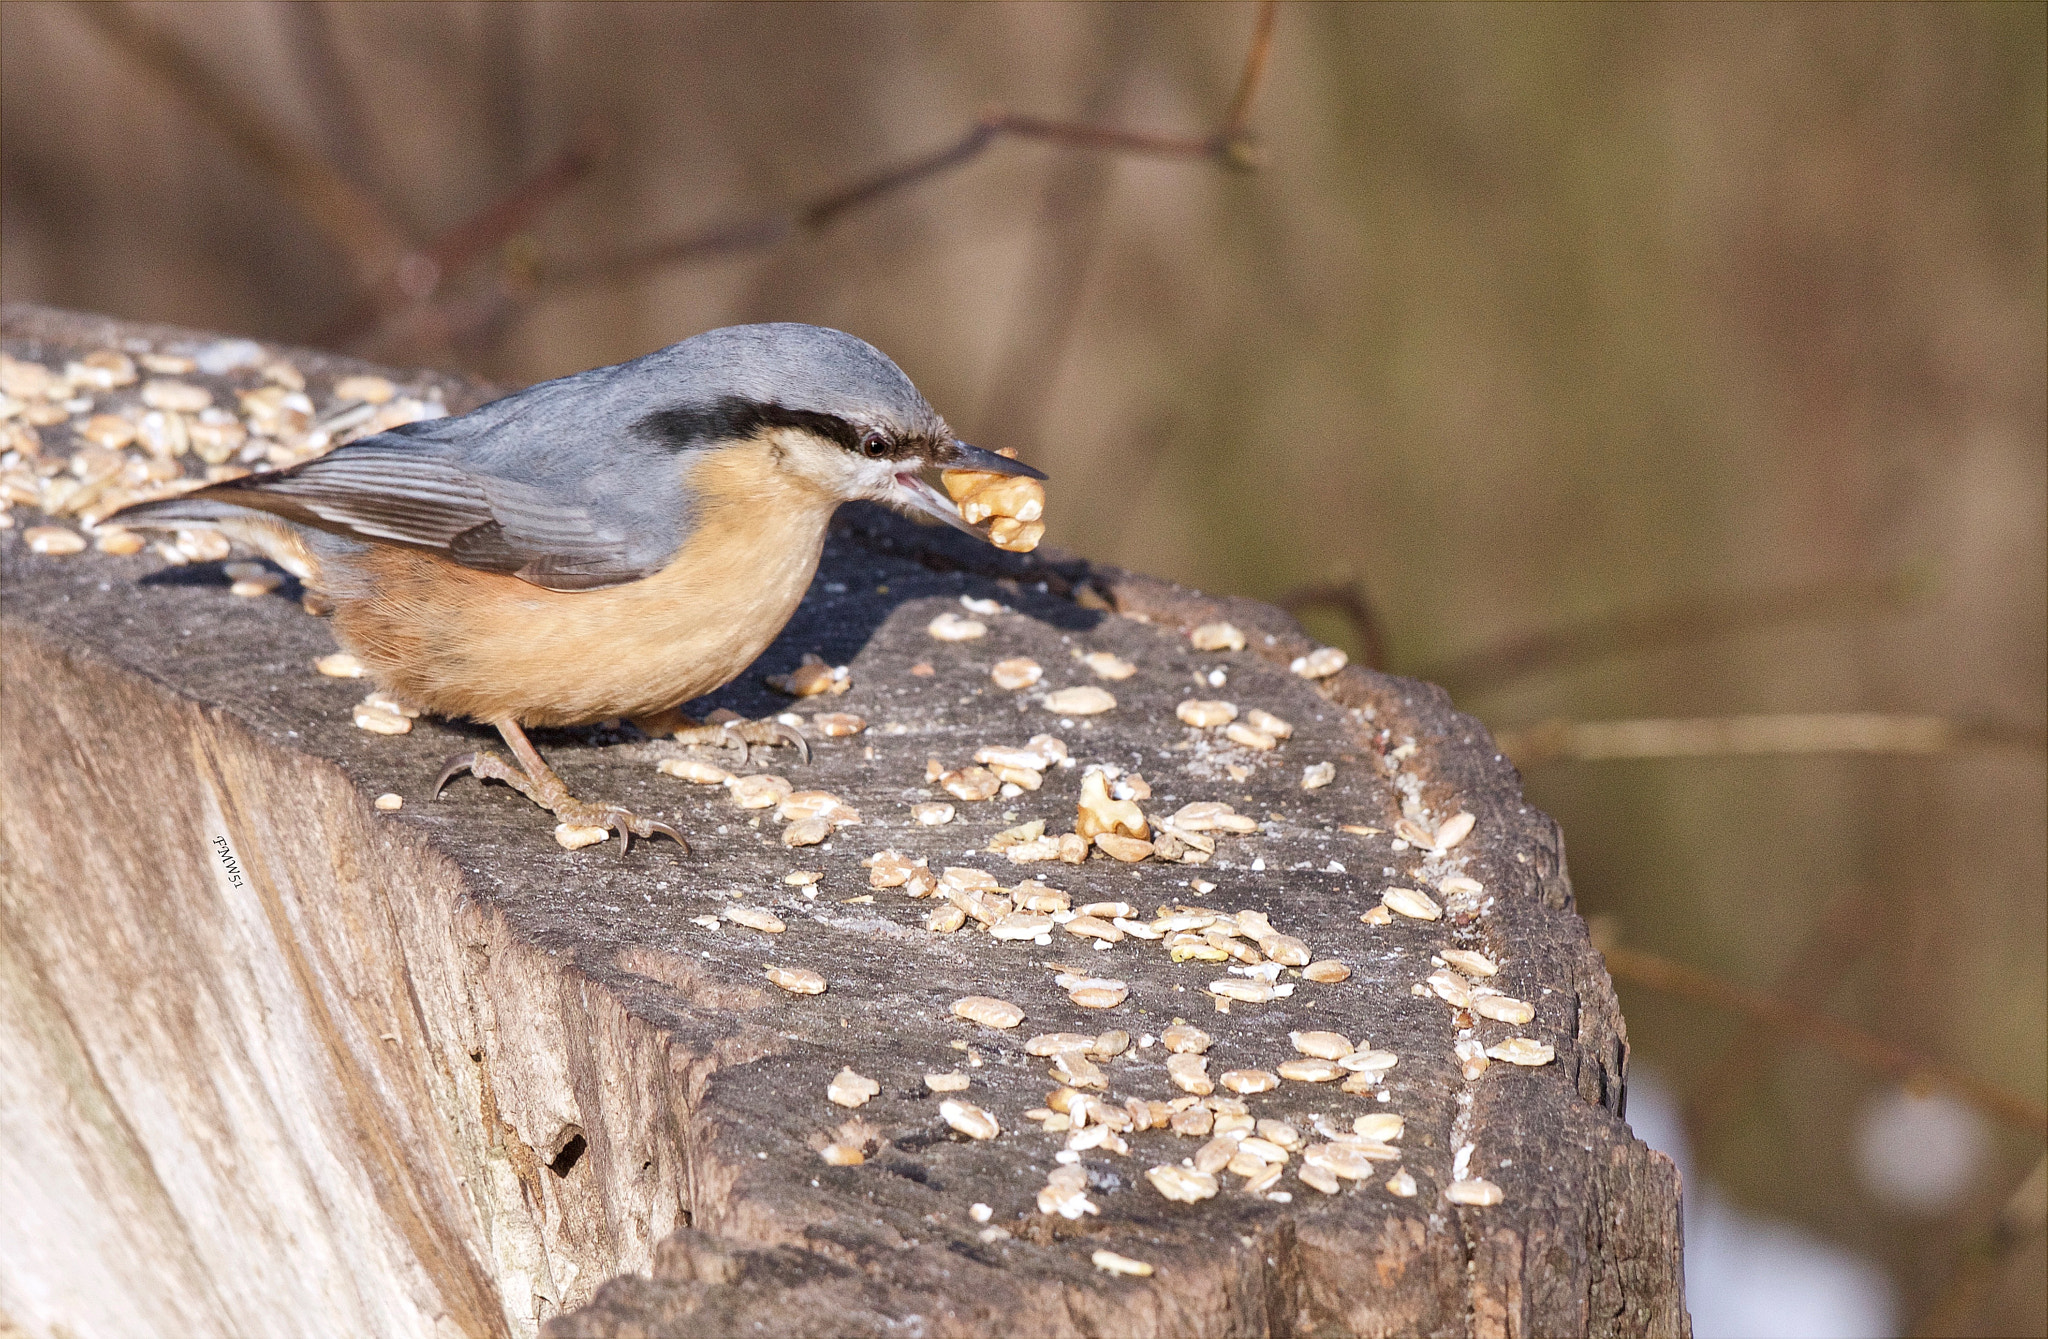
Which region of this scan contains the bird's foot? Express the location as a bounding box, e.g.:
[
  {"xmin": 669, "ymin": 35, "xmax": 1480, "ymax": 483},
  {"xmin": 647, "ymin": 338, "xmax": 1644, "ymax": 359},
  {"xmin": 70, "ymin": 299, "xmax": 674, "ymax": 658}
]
[
  {"xmin": 667, "ymin": 712, "xmax": 811, "ymax": 768},
  {"xmin": 436, "ymin": 750, "xmax": 687, "ymax": 853}
]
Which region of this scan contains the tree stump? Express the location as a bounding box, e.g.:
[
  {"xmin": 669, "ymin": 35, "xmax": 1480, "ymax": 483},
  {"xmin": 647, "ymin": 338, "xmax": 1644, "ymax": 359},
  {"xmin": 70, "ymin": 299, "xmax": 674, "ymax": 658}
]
[{"xmin": 0, "ymin": 306, "xmax": 1686, "ymax": 1339}]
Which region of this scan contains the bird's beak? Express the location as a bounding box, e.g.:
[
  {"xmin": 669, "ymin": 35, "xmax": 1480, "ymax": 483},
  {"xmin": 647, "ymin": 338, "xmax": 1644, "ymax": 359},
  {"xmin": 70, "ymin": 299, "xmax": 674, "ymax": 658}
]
[
  {"xmin": 943, "ymin": 440, "xmax": 1048, "ymax": 480},
  {"xmin": 885, "ymin": 441, "xmax": 1047, "ymax": 538}
]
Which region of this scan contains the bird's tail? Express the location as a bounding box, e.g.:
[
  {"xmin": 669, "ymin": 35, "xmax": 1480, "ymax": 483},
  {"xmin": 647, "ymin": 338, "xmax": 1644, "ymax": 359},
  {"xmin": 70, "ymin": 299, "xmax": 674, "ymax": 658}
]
[
  {"xmin": 107, "ymin": 490, "xmax": 250, "ymax": 531},
  {"xmin": 108, "ymin": 489, "xmax": 324, "ymax": 583}
]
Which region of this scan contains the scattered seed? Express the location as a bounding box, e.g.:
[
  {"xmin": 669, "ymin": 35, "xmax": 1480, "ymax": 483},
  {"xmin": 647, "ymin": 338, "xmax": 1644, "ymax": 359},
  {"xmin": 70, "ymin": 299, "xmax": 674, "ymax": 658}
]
[
  {"xmin": 926, "ymin": 904, "xmax": 966, "ymax": 933},
  {"xmin": 1224, "ymin": 722, "xmax": 1277, "ymax": 751},
  {"xmin": 1290, "ymin": 647, "xmax": 1348, "ymax": 679},
  {"xmin": 1064, "ymin": 914, "xmax": 1122, "ymax": 943},
  {"xmin": 1161, "ymin": 1023, "xmax": 1211, "ymax": 1054},
  {"xmin": 1090, "ymin": 1249, "xmax": 1153, "ymax": 1278},
  {"xmin": 1277, "ymin": 1058, "xmax": 1343, "ymax": 1083},
  {"xmin": 1189, "ymin": 621, "xmax": 1246, "ymax": 652},
  {"xmin": 332, "ymin": 374, "xmax": 396, "ymax": 405},
  {"xmin": 93, "ymin": 527, "xmax": 146, "ymax": 555},
  {"xmin": 141, "ymin": 379, "xmax": 212, "ymax": 412},
  {"xmin": 941, "ymin": 1099, "xmax": 1001, "ymax": 1140},
  {"xmin": 1012, "ymin": 881, "xmax": 1068, "ymax": 912},
  {"xmin": 1486, "ymin": 1038, "xmax": 1555, "ymax": 1066},
  {"xmin": 352, "ymin": 702, "xmax": 412, "ymax": 735},
  {"xmin": 659, "ymin": 758, "xmax": 732, "ymax": 784},
  {"xmin": 941, "ymin": 767, "xmax": 1001, "ymax": 802},
  {"xmin": 1382, "ymin": 887, "xmax": 1443, "ymax": 921},
  {"xmin": 1167, "ymin": 1053, "xmax": 1213, "ymax": 1095},
  {"xmin": 928, "ymin": 611, "xmax": 987, "ymax": 641},
  {"xmin": 818, "ymin": 1142, "xmax": 865, "ymax": 1166},
  {"xmin": 812, "ymin": 712, "xmax": 866, "ymax": 737},
  {"xmin": 1291, "ymin": 1031, "xmax": 1354, "ymax": 1060},
  {"xmin": 1386, "ymin": 1169, "xmax": 1418, "ymax": 1197},
  {"xmin": 1207, "ymin": 979, "xmax": 1275, "ymax": 1003},
  {"xmin": 1220, "ymin": 1069, "xmax": 1279, "ymax": 1095},
  {"xmin": 1393, "ymin": 818, "xmax": 1437, "ymax": 848},
  {"xmin": 989, "ymin": 912, "xmax": 1054, "ymax": 941},
  {"xmin": 1044, "ymin": 686, "xmax": 1116, "ymax": 715},
  {"xmin": 1260, "ymin": 935, "xmax": 1311, "ymax": 966},
  {"xmin": 1146, "ymin": 1164, "xmax": 1219, "ymax": 1203},
  {"xmin": 1302, "ymin": 960, "xmax": 1351, "ymax": 983},
  {"xmin": 990, "ymin": 657, "xmax": 1043, "ymax": 690},
  {"xmin": 1299, "ymin": 1162, "xmax": 1342, "ymax": 1195},
  {"xmin": 1434, "ymin": 812, "xmax": 1476, "ymax": 849},
  {"xmin": 553, "ymin": 823, "xmax": 607, "ymax": 849},
  {"xmin": 723, "ymin": 906, "xmax": 786, "ymax": 933},
  {"xmin": 911, "ymin": 802, "xmax": 955, "ymax": 826},
  {"xmin": 925, "ymin": 1071, "xmax": 970, "ymax": 1092},
  {"xmin": 1080, "ymin": 651, "xmax": 1136, "ymax": 680},
  {"xmin": 1455, "ymin": 1038, "xmax": 1490, "ymax": 1081},
  {"xmin": 1442, "ymin": 949, "xmax": 1498, "ymax": 977},
  {"xmin": 1169, "ymin": 801, "xmax": 1258, "ymax": 833},
  {"xmin": 828, "ymin": 1067, "xmax": 881, "ymax": 1108},
  {"xmin": 727, "ymin": 775, "xmax": 794, "ymax": 809},
  {"xmin": 1447, "ymin": 1178, "xmax": 1504, "ymax": 1206},
  {"xmin": 1360, "ymin": 906, "xmax": 1394, "ymax": 926},
  {"xmin": 953, "ymin": 996, "xmax": 1025, "ymax": 1029},
  {"xmin": 1092, "ymin": 833, "xmax": 1153, "ymax": 862},
  {"xmin": 1176, "ymin": 699, "xmax": 1238, "ymax": 729},
  {"xmin": 23, "ymin": 525, "xmax": 86, "ymax": 555},
  {"xmin": 1473, "ymin": 995, "xmax": 1535, "ymax": 1024},
  {"xmin": 1339, "ymin": 1049, "xmax": 1400, "ymax": 1074},
  {"xmin": 1298, "ymin": 763, "xmax": 1337, "ymax": 794},
  {"xmin": 1426, "ymin": 969, "xmax": 1475, "ymax": 1008},
  {"xmin": 1068, "ymin": 979, "xmax": 1129, "ymax": 1009},
  {"xmin": 766, "ymin": 965, "xmax": 827, "ymax": 995}
]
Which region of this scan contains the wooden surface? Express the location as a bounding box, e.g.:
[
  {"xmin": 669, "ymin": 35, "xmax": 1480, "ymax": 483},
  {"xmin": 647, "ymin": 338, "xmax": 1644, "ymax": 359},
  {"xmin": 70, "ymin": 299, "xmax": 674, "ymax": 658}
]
[{"xmin": 0, "ymin": 306, "xmax": 1686, "ymax": 1339}]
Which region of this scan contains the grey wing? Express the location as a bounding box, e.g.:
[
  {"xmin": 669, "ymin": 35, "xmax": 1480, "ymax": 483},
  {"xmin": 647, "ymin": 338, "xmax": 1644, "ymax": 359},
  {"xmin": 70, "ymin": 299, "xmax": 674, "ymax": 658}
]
[{"xmin": 181, "ymin": 437, "xmax": 666, "ymax": 592}]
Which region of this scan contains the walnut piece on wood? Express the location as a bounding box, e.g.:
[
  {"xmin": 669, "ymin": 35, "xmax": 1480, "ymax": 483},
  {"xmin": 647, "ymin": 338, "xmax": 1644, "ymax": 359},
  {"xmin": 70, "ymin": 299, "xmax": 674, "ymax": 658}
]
[{"xmin": 0, "ymin": 304, "xmax": 1685, "ymax": 1339}]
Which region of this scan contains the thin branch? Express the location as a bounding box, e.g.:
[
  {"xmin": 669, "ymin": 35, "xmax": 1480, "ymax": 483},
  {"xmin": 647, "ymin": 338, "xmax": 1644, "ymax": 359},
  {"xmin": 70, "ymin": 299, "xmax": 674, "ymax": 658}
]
[
  {"xmin": 77, "ymin": 2, "xmax": 410, "ymax": 286},
  {"xmin": 1602, "ymin": 945, "xmax": 2048, "ymax": 1136},
  {"xmin": 1496, "ymin": 712, "xmax": 2046, "ymax": 767},
  {"xmin": 1418, "ymin": 570, "xmax": 1924, "ymax": 693},
  {"xmin": 534, "ymin": 0, "xmax": 1279, "ymax": 295},
  {"xmin": 1275, "ymin": 580, "xmax": 1387, "ymax": 671}
]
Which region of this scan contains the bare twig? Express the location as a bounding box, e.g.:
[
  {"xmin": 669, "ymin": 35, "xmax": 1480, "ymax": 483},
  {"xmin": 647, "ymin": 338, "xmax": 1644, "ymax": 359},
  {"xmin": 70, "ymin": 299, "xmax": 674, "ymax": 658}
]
[
  {"xmin": 1418, "ymin": 570, "xmax": 1924, "ymax": 693},
  {"xmin": 1496, "ymin": 712, "xmax": 2046, "ymax": 767},
  {"xmin": 77, "ymin": 2, "xmax": 410, "ymax": 286},
  {"xmin": 1275, "ymin": 580, "xmax": 1387, "ymax": 671},
  {"xmin": 535, "ymin": 0, "xmax": 1279, "ymax": 294},
  {"xmin": 1602, "ymin": 945, "xmax": 2048, "ymax": 1136}
]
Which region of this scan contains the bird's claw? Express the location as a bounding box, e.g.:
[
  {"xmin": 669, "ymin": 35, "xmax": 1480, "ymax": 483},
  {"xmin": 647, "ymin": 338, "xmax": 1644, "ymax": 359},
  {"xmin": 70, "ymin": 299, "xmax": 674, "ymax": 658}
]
[{"xmin": 436, "ymin": 753, "xmax": 479, "ymax": 796}]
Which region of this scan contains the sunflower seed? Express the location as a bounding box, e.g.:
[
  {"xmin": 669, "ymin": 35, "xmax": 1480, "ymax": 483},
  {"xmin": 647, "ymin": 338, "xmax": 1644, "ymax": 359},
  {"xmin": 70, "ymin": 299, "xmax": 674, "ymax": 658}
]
[
  {"xmin": 1290, "ymin": 1031, "xmax": 1354, "ymax": 1060},
  {"xmin": 1302, "ymin": 960, "xmax": 1351, "ymax": 983},
  {"xmin": 1338, "ymin": 1049, "xmax": 1399, "ymax": 1074},
  {"xmin": 1181, "ymin": 699, "xmax": 1246, "ymax": 734},
  {"xmin": 953, "ymin": 996, "xmax": 1024, "ymax": 1029},
  {"xmin": 1063, "ymin": 914, "xmax": 1122, "ymax": 943},
  {"xmin": 1189, "ymin": 622, "xmax": 1246, "ymax": 652},
  {"xmin": 1091, "ymin": 834, "xmax": 1152, "ymax": 862},
  {"xmin": 1441, "ymin": 949, "xmax": 1498, "ymax": 977},
  {"xmin": 1473, "ymin": 995, "xmax": 1535, "ymax": 1024},
  {"xmin": 990, "ymin": 657, "xmax": 1043, "ymax": 690},
  {"xmin": 1080, "ymin": 651, "xmax": 1136, "ymax": 680},
  {"xmin": 766, "ymin": 965, "xmax": 827, "ymax": 994},
  {"xmin": 1260, "ymin": 935, "xmax": 1311, "ymax": 966},
  {"xmin": 727, "ymin": 775, "xmax": 793, "ymax": 808},
  {"xmin": 1169, "ymin": 802, "xmax": 1258, "ymax": 833},
  {"xmin": 724, "ymin": 906, "xmax": 785, "ymax": 933},
  {"xmin": 989, "ymin": 912, "xmax": 1054, "ymax": 941},
  {"xmin": 928, "ymin": 612, "xmax": 987, "ymax": 641},
  {"xmin": 1277, "ymin": 1059, "xmax": 1343, "ymax": 1083},
  {"xmin": 1447, "ymin": 1178, "xmax": 1503, "ymax": 1206},
  {"xmin": 553, "ymin": 823, "xmax": 607, "ymax": 849},
  {"xmin": 1208, "ymin": 979, "xmax": 1275, "ymax": 1003},
  {"xmin": 352, "ymin": 702, "xmax": 412, "ymax": 735},
  {"xmin": 1290, "ymin": 647, "xmax": 1348, "ymax": 679},
  {"xmin": 23, "ymin": 525, "xmax": 85, "ymax": 555},
  {"xmin": 1382, "ymin": 887, "xmax": 1443, "ymax": 921},
  {"xmin": 828, "ymin": 1068, "xmax": 880, "ymax": 1108},
  {"xmin": 1434, "ymin": 812, "xmax": 1476, "ymax": 849},
  {"xmin": 1146, "ymin": 1164, "xmax": 1219, "ymax": 1203},
  {"xmin": 1044, "ymin": 686, "xmax": 1116, "ymax": 715},
  {"xmin": 925, "ymin": 1071, "xmax": 970, "ymax": 1092},
  {"xmin": 659, "ymin": 758, "xmax": 732, "ymax": 784},
  {"xmin": 1353, "ymin": 1114, "xmax": 1405, "ymax": 1143},
  {"xmin": 940, "ymin": 1099, "xmax": 1000, "ymax": 1140},
  {"xmin": 1161, "ymin": 1023, "xmax": 1211, "ymax": 1054},
  {"xmin": 1486, "ymin": 1038, "xmax": 1555, "ymax": 1066},
  {"xmin": 1069, "ymin": 980, "xmax": 1128, "ymax": 1009}
]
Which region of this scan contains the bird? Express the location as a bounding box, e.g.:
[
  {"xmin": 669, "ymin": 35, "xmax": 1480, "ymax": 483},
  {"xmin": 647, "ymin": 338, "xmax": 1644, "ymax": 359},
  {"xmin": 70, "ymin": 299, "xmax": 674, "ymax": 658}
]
[{"xmin": 112, "ymin": 323, "xmax": 1045, "ymax": 851}]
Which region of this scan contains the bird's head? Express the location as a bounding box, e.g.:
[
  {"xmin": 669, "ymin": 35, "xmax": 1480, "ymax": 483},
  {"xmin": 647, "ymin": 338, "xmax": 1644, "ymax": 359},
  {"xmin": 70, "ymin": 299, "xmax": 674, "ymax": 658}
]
[{"xmin": 633, "ymin": 323, "xmax": 1044, "ymax": 538}]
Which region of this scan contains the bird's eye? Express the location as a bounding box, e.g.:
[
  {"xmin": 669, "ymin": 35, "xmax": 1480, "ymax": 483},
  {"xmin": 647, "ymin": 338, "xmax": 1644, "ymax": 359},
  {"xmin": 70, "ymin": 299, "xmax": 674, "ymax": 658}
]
[{"xmin": 859, "ymin": 430, "xmax": 889, "ymax": 459}]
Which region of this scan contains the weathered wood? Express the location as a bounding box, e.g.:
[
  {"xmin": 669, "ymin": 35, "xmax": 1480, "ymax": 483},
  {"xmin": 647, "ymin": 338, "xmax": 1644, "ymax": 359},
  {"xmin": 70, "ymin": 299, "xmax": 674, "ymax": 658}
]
[{"xmin": 0, "ymin": 306, "xmax": 1686, "ymax": 1339}]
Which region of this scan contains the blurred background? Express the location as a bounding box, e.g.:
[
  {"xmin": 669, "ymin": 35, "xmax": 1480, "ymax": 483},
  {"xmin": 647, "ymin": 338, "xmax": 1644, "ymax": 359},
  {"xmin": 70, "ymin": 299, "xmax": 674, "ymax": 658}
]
[{"xmin": 3, "ymin": 3, "xmax": 2042, "ymax": 1334}]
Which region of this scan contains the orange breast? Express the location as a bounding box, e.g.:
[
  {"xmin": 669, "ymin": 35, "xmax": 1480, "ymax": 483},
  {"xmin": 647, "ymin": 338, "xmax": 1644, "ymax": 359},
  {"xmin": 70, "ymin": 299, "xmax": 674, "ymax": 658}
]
[{"xmin": 327, "ymin": 440, "xmax": 838, "ymax": 727}]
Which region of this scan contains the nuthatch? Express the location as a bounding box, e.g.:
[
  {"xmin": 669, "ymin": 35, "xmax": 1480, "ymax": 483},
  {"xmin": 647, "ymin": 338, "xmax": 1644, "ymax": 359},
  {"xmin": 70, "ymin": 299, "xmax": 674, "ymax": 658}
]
[{"xmin": 114, "ymin": 323, "xmax": 1045, "ymax": 850}]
